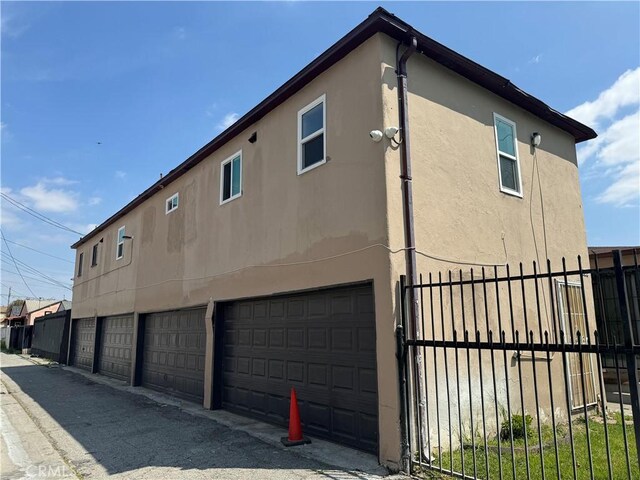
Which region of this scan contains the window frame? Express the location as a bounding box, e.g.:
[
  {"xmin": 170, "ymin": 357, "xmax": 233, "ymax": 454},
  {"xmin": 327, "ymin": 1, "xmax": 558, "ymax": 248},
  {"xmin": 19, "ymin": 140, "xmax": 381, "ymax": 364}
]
[
  {"xmin": 219, "ymin": 150, "xmax": 243, "ymax": 205},
  {"xmin": 165, "ymin": 192, "xmax": 179, "ymax": 214},
  {"xmin": 297, "ymin": 94, "xmax": 326, "ymax": 175},
  {"xmin": 116, "ymin": 226, "xmax": 126, "ymax": 260},
  {"xmin": 493, "ymin": 112, "xmax": 523, "ymax": 198},
  {"xmin": 77, "ymin": 252, "xmax": 84, "ymax": 277},
  {"xmin": 91, "ymin": 243, "xmax": 99, "ymax": 267}
]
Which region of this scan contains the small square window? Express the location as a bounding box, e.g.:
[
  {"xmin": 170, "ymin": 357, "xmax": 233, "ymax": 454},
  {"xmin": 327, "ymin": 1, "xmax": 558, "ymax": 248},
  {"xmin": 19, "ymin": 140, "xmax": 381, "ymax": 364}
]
[
  {"xmin": 220, "ymin": 151, "xmax": 242, "ymax": 204},
  {"xmin": 166, "ymin": 193, "xmax": 179, "ymax": 214},
  {"xmin": 91, "ymin": 243, "xmax": 99, "ymax": 267},
  {"xmin": 116, "ymin": 226, "xmax": 125, "ymax": 260},
  {"xmin": 77, "ymin": 252, "xmax": 84, "ymax": 277},
  {"xmin": 493, "ymin": 113, "xmax": 522, "ymax": 197},
  {"xmin": 297, "ymin": 95, "xmax": 326, "ymax": 174}
]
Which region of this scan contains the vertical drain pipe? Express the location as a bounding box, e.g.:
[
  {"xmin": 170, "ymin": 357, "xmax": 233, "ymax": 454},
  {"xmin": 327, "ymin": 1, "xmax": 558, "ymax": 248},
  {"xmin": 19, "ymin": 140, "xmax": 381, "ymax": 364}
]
[{"xmin": 397, "ymin": 36, "xmax": 429, "ymax": 464}]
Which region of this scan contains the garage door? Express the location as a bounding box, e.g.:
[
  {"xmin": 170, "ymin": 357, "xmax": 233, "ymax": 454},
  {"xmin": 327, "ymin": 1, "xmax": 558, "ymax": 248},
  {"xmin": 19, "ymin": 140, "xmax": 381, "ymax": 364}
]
[
  {"xmin": 98, "ymin": 315, "xmax": 134, "ymax": 381},
  {"xmin": 142, "ymin": 308, "xmax": 207, "ymax": 403},
  {"xmin": 221, "ymin": 284, "xmax": 378, "ymax": 453},
  {"xmin": 70, "ymin": 318, "xmax": 95, "ymax": 371}
]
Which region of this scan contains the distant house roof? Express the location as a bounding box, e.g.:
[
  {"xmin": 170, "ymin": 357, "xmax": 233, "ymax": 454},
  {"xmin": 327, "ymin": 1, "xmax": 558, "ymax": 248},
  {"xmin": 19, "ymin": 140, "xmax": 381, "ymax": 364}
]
[
  {"xmin": 60, "ymin": 300, "xmax": 72, "ymax": 311},
  {"xmin": 72, "ymin": 7, "xmax": 597, "ymax": 250},
  {"xmin": 589, "ymin": 246, "xmax": 639, "ymax": 258},
  {"xmin": 21, "ymin": 299, "xmax": 62, "ymax": 315}
]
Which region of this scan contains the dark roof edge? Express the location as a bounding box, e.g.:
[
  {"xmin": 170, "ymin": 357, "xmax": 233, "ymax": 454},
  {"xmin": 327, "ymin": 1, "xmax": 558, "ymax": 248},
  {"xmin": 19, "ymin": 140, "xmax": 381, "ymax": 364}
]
[{"xmin": 72, "ymin": 7, "xmax": 596, "ymax": 249}]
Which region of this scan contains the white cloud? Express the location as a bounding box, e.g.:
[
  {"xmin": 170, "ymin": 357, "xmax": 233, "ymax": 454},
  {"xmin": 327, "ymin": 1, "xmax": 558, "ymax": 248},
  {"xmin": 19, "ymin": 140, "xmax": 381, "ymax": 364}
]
[
  {"xmin": 566, "ymin": 67, "xmax": 640, "ymax": 129},
  {"xmin": 216, "ymin": 112, "xmax": 240, "ymax": 131},
  {"xmin": 69, "ymin": 223, "xmax": 98, "ymax": 235},
  {"xmin": 596, "ymin": 161, "xmax": 640, "ymax": 207},
  {"xmin": 20, "ymin": 181, "xmax": 79, "ymax": 213},
  {"xmin": 528, "ymin": 54, "xmax": 542, "ymax": 64},
  {"xmin": 41, "ymin": 176, "xmax": 78, "ymax": 186},
  {"xmin": 115, "ymin": 170, "xmax": 127, "ymax": 179},
  {"xmin": 205, "ymin": 103, "xmax": 218, "ymax": 117},
  {"xmin": 173, "ymin": 26, "xmax": 186, "ymax": 40},
  {"xmin": 88, "ymin": 197, "xmax": 102, "ymax": 206},
  {"xmin": 569, "ymin": 68, "xmax": 640, "ymax": 208},
  {"xmin": 1, "ymin": 14, "xmax": 29, "ymax": 38}
]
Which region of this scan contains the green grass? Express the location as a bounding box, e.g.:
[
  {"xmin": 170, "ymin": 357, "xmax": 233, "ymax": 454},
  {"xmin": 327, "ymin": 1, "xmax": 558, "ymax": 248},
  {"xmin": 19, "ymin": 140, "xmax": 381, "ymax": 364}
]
[{"xmin": 419, "ymin": 413, "xmax": 639, "ymax": 480}]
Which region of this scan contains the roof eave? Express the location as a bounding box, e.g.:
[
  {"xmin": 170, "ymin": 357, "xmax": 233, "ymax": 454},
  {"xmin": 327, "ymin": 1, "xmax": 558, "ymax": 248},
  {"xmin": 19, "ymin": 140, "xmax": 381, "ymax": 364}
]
[{"xmin": 71, "ymin": 7, "xmax": 596, "ymax": 249}]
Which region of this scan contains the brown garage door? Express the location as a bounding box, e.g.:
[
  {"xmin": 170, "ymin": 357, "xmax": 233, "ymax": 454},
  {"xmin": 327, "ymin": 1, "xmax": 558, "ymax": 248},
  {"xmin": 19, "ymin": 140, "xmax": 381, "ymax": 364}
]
[
  {"xmin": 221, "ymin": 284, "xmax": 378, "ymax": 453},
  {"xmin": 142, "ymin": 308, "xmax": 207, "ymax": 403},
  {"xmin": 98, "ymin": 315, "xmax": 134, "ymax": 381},
  {"xmin": 70, "ymin": 318, "xmax": 95, "ymax": 371}
]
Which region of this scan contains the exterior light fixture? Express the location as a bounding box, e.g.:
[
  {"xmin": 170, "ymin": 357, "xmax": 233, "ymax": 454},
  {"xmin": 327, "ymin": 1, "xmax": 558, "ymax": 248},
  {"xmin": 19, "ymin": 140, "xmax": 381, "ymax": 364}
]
[{"xmin": 531, "ymin": 132, "xmax": 542, "ymax": 147}]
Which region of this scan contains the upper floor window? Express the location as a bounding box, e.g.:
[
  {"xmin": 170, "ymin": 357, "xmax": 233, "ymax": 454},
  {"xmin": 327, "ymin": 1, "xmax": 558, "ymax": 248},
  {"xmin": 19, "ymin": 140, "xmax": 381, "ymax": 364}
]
[
  {"xmin": 166, "ymin": 193, "xmax": 179, "ymax": 214},
  {"xmin": 77, "ymin": 252, "xmax": 84, "ymax": 277},
  {"xmin": 297, "ymin": 95, "xmax": 326, "ymax": 174},
  {"xmin": 493, "ymin": 113, "xmax": 522, "ymax": 197},
  {"xmin": 91, "ymin": 243, "xmax": 99, "ymax": 267},
  {"xmin": 116, "ymin": 226, "xmax": 126, "ymax": 260},
  {"xmin": 220, "ymin": 151, "xmax": 242, "ymax": 204}
]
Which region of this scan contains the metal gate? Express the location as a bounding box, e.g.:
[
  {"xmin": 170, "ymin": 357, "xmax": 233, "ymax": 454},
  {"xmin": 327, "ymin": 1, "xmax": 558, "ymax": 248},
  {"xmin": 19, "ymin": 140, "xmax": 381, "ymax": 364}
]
[{"xmin": 397, "ymin": 250, "xmax": 640, "ymax": 479}]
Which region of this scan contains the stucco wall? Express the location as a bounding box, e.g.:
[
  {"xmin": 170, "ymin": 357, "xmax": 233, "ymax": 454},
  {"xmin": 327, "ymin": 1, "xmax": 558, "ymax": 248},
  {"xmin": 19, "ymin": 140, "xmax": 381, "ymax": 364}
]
[
  {"xmin": 71, "ymin": 35, "xmax": 404, "ymax": 466},
  {"xmin": 379, "ymin": 34, "xmax": 595, "ymax": 452},
  {"xmin": 71, "ymin": 31, "xmax": 595, "ymax": 465}
]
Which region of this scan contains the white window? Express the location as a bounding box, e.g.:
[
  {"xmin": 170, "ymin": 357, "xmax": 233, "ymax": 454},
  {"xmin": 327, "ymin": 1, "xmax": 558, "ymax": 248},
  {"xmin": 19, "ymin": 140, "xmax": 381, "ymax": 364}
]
[
  {"xmin": 77, "ymin": 252, "xmax": 84, "ymax": 277},
  {"xmin": 297, "ymin": 94, "xmax": 326, "ymax": 175},
  {"xmin": 493, "ymin": 113, "xmax": 522, "ymax": 197},
  {"xmin": 220, "ymin": 151, "xmax": 242, "ymax": 204},
  {"xmin": 116, "ymin": 226, "xmax": 126, "ymax": 260},
  {"xmin": 165, "ymin": 193, "xmax": 179, "ymax": 214}
]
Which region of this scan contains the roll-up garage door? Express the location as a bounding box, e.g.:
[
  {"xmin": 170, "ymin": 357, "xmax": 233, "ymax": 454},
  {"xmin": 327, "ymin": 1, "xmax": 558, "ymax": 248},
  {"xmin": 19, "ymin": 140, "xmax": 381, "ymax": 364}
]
[
  {"xmin": 70, "ymin": 318, "xmax": 95, "ymax": 371},
  {"xmin": 142, "ymin": 307, "xmax": 207, "ymax": 403},
  {"xmin": 221, "ymin": 284, "xmax": 378, "ymax": 453},
  {"xmin": 98, "ymin": 314, "xmax": 134, "ymax": 381}
]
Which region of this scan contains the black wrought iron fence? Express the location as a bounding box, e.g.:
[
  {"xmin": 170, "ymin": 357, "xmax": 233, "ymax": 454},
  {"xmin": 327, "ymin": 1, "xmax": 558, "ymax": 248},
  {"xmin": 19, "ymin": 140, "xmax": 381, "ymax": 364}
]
[{"xmin": 397, "ymin": 250, "xmax": 640, "ymax": 480}]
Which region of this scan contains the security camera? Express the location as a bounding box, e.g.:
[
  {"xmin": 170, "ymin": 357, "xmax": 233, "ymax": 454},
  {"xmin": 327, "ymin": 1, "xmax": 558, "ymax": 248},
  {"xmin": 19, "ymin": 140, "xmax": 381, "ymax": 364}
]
[
  {"xmin": 384, "ymin": 126, "xmax": 399, "ymax": 139},
  {"xmin": 369, "ymin": 130, "xmax": 383, "ymax": 142}
]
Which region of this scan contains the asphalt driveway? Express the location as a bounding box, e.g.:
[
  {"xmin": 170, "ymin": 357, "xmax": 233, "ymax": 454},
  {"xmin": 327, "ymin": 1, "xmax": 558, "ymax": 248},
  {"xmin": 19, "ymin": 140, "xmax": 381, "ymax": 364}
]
[{"xmin": 0, "ymin": 353, "xmax": 398, "ymax": 479}]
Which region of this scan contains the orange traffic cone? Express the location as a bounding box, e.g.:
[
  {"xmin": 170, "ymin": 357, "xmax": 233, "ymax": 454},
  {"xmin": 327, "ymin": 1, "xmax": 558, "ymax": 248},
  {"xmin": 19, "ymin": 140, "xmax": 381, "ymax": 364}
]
[{"xmin": 281, "ymin": 388, "xmax": 311, "ymax": 446}]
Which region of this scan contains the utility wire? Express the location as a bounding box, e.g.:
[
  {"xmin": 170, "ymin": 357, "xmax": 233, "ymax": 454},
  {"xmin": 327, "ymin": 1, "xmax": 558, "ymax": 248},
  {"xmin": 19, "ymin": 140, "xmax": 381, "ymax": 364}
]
[
  {"xmin": 0, "ymin": 228, "xmax": 37, "ymax": 297},
  {"xmin": 0, "ymin": 253, "xmax": 72, "ymax": 290},
  {"xmin": 0, "ymin": 282, "xmax": 26, "ymax": 297},
  {"xmin": 1, "ymin": 192, "xmax": 84, "ymax": 235},
  {"xmin": 4, "ymin": 239, "xmax": 74, "ymax": 264},
  {"xmin": 1, "ymin": 267, "xmax": 72, "ymax": 290}
]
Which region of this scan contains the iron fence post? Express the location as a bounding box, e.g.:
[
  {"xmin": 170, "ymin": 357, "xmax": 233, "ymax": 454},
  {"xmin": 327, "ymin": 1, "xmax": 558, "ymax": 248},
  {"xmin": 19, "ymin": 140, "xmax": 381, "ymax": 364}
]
[
  {"xmin": 397, "ymin": 275, "xmax": 410, "ymax": 473},
  {"xmin": 613, "ymin": 249, "xmax": 640, "ymax": 467}
]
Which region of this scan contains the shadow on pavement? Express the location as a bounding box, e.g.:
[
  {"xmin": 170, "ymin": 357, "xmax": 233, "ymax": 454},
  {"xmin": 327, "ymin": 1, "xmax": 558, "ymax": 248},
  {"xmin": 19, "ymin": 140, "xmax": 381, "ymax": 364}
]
[{"xmin": 1, "ymin": 359, "xmax": 381, "ymax": 479}]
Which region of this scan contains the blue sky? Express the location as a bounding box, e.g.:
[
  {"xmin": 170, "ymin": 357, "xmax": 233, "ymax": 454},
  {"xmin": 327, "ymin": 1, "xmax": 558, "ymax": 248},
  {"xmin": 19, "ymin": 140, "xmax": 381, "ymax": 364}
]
[{"xmin": 1, "ymin": 1, "xmax": 639, "ymax": 302}]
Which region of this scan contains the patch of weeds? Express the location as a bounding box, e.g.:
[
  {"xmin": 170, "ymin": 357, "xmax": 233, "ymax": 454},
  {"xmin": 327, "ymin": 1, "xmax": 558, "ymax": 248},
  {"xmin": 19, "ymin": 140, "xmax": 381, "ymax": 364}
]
[{"xmin": 500, "ymin": 414, "xmax": 533, "ymax": 441}]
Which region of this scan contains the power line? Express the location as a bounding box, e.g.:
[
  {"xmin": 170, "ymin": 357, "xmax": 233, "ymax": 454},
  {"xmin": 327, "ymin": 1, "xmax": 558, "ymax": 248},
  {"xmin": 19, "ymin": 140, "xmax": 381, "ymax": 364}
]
[
  {"xmin": 0, "ymin": 253, "xmax": 72, "ymax": 290},
  {"xmin": 1, "ymin": 267, "xmax": 72, "ymax": 290},
  {"xmin": 4, "ymin": 239, "xmax": 74, "ymax": 264},
  {"xmin": 0, "ymin": 229, "xmax": 37, "ymax": 297},
  {"xmin": 1, "ymin": 192, "xmax": 84, "ymax": 236},
  {"xmin": 0, "ymin": 282, "xmax": 26, "ymax": 297}
]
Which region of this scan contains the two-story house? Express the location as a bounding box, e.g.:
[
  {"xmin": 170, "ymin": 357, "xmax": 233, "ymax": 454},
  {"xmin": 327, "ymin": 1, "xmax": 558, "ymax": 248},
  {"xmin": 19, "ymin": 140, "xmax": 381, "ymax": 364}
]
[{"xmin": 70, "ymin": 8, "xmax": 596, "ymax": 467}]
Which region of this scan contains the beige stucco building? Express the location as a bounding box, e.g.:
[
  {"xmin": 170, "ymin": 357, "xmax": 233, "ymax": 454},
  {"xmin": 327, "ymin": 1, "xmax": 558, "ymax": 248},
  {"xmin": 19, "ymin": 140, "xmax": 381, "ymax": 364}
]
[{"xmin": 70, "ymin": 8, "xmax": 596, "ymax": 468}]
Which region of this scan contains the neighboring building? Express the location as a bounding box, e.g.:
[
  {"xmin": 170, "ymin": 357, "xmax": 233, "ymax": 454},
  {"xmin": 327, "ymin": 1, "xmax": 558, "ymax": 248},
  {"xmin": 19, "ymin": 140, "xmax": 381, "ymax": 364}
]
[
  {"xmin": 70, "ymin": 8, "xmax": 596, "ymax": 466},
  {"xmin": 589, "ymin": 247, "xmax": 639, "ymax": 385},
  {"xmin": 4, "ymin": 299, "xmax": 66, "ymax": 326},
  {"xmin": 0, "ymin": 306, "xmax": 7, "ymax": 324}
]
